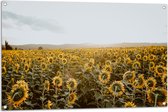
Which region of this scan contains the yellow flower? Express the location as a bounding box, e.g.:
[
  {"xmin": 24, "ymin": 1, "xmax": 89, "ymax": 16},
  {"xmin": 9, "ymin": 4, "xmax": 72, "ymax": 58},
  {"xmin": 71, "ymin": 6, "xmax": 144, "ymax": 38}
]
[
  {"xmin": 143, "ymin": 55, "xmax": 148, "ymax": 61},
  {"xmin": 7, "ymin": 80, "xmax": 29, "ymax": 108},
  {"xmin": 41, "ymin": 63, "xmax": 47, "ymax": 71},
  {"xmin": 155, "ymin": 65, "xmax": 165, "ymax": 76},
  {"xmin": 98, "ymin": 71, "xmax": 111, "ymax": 84},
  {"xmin": 52, "ymin": 76, "xmax": 63, "ymax": 88},
  {"xmin": 103, "ymin": 65, "xmax": 112, "ymax": 72},
  {"xmin": 161, "ymin": 73, "xmax": 167, "ymax": 85},
  {"xmin": 68, "ymin": 92, "xmax": 77, "ymax": 105},
  {"xmin": 66, "ymin": 78, "xmax": 77, "ymax": 91},
  {"xmin": 44, "ymin": 80, "xmax": 50, "ymax": 91},
  {"xmin": 132, "ymin": 61, "xmax": 141, "ymax": 70},
  {"xmin": 24, "ymin": 64, "xmax": 29, "ymax": 73},
  {"xmin": 136, "ymin": 54, "xmax": 141, "ymax": 61},
  {"xmin": 48, "ymin": 57, "xmax": 53, "ymax": 64},
  {"xmin": 105, "ymin": 60, "xmax": 111, "ymax": 66},
  {"xmin": 2, "ymin": 66, "xmax": 7, "ymax": 75},
  {"xmin": 133, "ymin": 74, "xmax": 145, "ymax": 89},
  {"xmin": 124, "ymin": 102, "xmax": 136, "ymax": 107},
  {"xmin": 123, "ymin": 71, "xmax": 135, "ymax": 83},
  {"xmin": 47, "ymin": 100, "xmax": 52, "ymax": 109},
  {"xmin": 89, "ymin": 58, "xmax": 95, "ymax": 65},
  {"xmin": 62, "ymin": 58, "xmax": 67, "ymax": 65},
  {"xmin": 145, "ymin": 77, "xmax": 156, "ymax": 90},
  {"xmin": 108, "ymin": 81, "xmax": 125, "ymax": 97}
]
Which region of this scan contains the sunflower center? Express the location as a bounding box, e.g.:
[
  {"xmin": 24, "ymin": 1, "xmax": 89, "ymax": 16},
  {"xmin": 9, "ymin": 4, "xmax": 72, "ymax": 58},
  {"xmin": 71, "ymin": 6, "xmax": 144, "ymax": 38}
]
[
  {"xmin": 147, "ymin": 80, "xmax": 154, "ymax": 87},
  {"xmin": 69, "ymin": 94, "xmax": 75, "ymax": 102},
  {"xmin": 55, "ymin": 79, "xmax": 60, "ymax": 85},
  {"xmin": 158, "ymin": 67, "xmax": 164, "ymax": 73},
  {"xmin": 69, "ymin": 81, "xmax": 75, "ymax": 88}
]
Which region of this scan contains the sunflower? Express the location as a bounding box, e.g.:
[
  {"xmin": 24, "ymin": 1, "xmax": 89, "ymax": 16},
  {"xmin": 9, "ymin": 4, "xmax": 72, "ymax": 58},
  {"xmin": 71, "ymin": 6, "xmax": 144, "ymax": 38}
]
[
  {"xmin": 52, "ymin": 76, "xmax": 63, "ymax": 88},
  {"xmin": 147, "ymin": 88, "xmax": 167, "ymax": 106},
  {"xmin": 132, "ymin": 61, "xmax": 141, "ymax": 70},
  {"xmin": 136, "ymin": 54, "xmax": 141, "ymax": 61},
  {"xmin": 133, "ymin": 74, "xmax": 145, "ymax": 89},
  {"xmin": 124, "ymin": 102, "xmax": 136, "ymax": 107},
  {"xmin": 123, "ymin": 71, "xmax": 135, "ymax": 83},
  {"xmin": 44, "ymin": 80, "xmax": 50, "ymax": 91},
  {"xmin": 143, "ymin": 55, "xmax": 148, "ymax": 61},
  {"xmin": 148, "ymin": 54, "xmax": 156, "ymax": 61},
  {"xmin": 145, "ymin": 77, "xmax": 156, "ymax": 90},
  {"xmin": 108, "ymin": 81, "xmax": 125, "ymax": 97},
  {"xmin": 161, "ymin": 73, "xmax": 167, "ymax": 85},
  {"xmin": 103, "ymin": 65, "xmax": 112, "ymax": 73},
  {"xmin": 66, "ymin": 78, "xmax": 77, "ymax": 91},
  {"xmin": 125, "ymin": 57, "xmax": 132, "ymax": 65},
  {"xmin": 7, "ymin": 80, "xmax": 29, "ymax": 108},
  {"xmin": 47, "ymin": 100, "xmax": 52, "ymax": 109},
  {"xmin": 62, "ymin": 58, "xmax": 67, "ymax": 65},
  {"xmin": 24, "ymin": 64, "xmax": 29, "ymax": 73},
  {"xmin": 105, "ymin": 60, "xmax": 111, "ymax": 66},
  {"xmin": 149, "ymin": 62, "xmax": 155, "ymax": 68},
  {"xmin": 67, "ymin": 92, "xmax": 77, "ymax": 106},
  {"xmin": 48, "ymin": 57, "xmax": 53, "ymax": 64},
  {"xmin": 2, "ymin": 66, "xmax": 7, "ymax": 75},
  {"xmin": 58, "ymin": 53, "xmax": 63, "ymax": 59},
  {"xmin": 98, "ymin": 71, "xmax": 111, "ymax": 84},
  {"xmin": 41, "ymin": 63, "xmax": 47, "ymax": 71},
  {"xmin": 155, "ymin": 65, "xmax": 165, "ymax": 76},
  {"xmin": 14, "ymin": 63, "xmax": 20, "ymax": 73},
  {"xmin": 84, "ymin": 63, "xmax": 92, "ymax": 72}
]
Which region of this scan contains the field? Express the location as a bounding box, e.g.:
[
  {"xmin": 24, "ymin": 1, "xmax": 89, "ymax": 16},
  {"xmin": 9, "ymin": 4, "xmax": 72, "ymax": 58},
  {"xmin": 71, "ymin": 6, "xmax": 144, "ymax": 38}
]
[{"xmin": 1, "ymin": 46, "xmax": 167, "ymax": 110}]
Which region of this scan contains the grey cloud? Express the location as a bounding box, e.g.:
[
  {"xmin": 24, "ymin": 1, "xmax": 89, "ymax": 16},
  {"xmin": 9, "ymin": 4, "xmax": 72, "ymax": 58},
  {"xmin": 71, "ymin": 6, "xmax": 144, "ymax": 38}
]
[{"xmin": 2, "ymin": 11, "xmax": 62, "ymax": 32}]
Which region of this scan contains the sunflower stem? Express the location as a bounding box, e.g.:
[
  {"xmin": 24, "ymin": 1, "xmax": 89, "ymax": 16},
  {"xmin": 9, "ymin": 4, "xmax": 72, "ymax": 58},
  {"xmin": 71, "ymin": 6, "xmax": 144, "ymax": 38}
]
[
  {"xmin": 154, "ymin": 94, "xmax": 158, "ymax": 107},
  {"xmin": 113, "ymin": 86, "xmax": 118, "ymax": 107}
]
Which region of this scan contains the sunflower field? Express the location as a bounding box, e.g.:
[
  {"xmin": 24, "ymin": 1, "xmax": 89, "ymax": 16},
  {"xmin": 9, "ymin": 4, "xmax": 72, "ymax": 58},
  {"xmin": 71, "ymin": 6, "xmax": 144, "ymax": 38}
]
[{"xmin": 1, "ymin": 46, "xmax": 167, "ymax": 110}]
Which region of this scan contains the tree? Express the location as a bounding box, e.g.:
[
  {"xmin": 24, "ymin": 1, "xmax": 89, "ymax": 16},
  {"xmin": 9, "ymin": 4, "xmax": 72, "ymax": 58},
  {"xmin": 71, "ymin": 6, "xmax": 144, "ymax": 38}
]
[
  {"xmin": 5, "ymin": 41, "xmax": 13, "ymax": 50},
  {"xmin": 38, "ymin": 46, "xmax": 43, "ymax": 50}
]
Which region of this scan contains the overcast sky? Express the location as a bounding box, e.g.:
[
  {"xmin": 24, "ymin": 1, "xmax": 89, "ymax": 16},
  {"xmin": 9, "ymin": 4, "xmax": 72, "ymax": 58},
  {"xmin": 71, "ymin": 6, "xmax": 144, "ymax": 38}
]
[{"xmin": 2, "ymin": 1, "xmax": 167, "ymax": 45}]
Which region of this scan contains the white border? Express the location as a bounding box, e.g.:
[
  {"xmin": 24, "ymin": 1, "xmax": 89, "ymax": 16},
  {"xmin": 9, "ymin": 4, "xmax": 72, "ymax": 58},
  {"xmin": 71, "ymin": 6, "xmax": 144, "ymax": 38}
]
[{"xmin": 0, "ymin": 0, "xmax": 167, "ymax": 112}]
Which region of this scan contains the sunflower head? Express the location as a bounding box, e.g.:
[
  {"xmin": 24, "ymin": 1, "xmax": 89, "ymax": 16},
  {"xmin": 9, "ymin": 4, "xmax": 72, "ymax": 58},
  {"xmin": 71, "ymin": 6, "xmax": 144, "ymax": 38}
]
[
  {"xmin": 132, "ymin": 61, "xmax": 141, "ymax": 70},
  {"xmin": 155, "ymin": 65, "xmax": 165, "ymax": 76},
  {"xmin": 149, "ymin": 62, "xmax": 155, "ymax": 68},
  {"xmin": 108, "ymin": 81, "xmax": 125, "ymax": 97},
  {"xmin": 105, "ymin": 60, "xmax": 111, "ymax": 66},
  {"xmin": 123, "ymin": 71, "xmax": 135, "ymax": 83},
  {"xmin": 52, "ymin": 76, "xmax": 63, "ymax": 88},
  {"xmin": 7, "ymin": 80, "xmax": 29, "ymax": 108},
  {"xmin": 147, "ymin": 88, "xmax": 167, "ymax": 106},
  {"xmin": 133, "ymin": 74, "xmax": 145, "ymax": 89},
  {"xmin": 136, "ymin": 54, "xmax": 141, "ymax": 61},
  {"xmin": 62, "ymin": 58, "xmax": 67, "ymax": 65},
  {"xmin": 24, "ymin": 64, "xmax": 29, "ymax": 73},
  {"xmin": 103, "ymin": 65, "xmax": 112, "ymax": 73},
  {"xmin": 66, "ymin": 78, "xmax": 77, "ymax": 91},
  {"xmin": 98, "ymin": 71, "xmax": 111, "ymax": 84},
  {"xmin": 145, "ymin": 77, "xmax": 156, "ymax": 90},
  {"xmin": 47, "ymin": 100, "xmax": 52, "ymax": 109},
  {"xmin": 143, "ymin": 55, "xmax": 148, "ymax": 61},
  {"xmin": 2, "ymin": 66, "xmax": 7, "ymax": 75},
  {"xmin": 124, "ymin": 102, "xmax": 136, "ymax": 108},
  {"xmin": 67, "ymin": 92, "xmax": 77, "ymax": 106},
  {"xmin": 41, "ymin": 63, "xmax": 47, "ymax": 71},
  {"xmin": 161, "ymin": 73, "xmax": 167, "ymax": 85},
  {"xmin": 48, "ymin": 57, "xmax": 53, "ymax": 64},
  {"xmin": 44, "ymin": 80, "xmax": 50, "ymax": 91}
]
